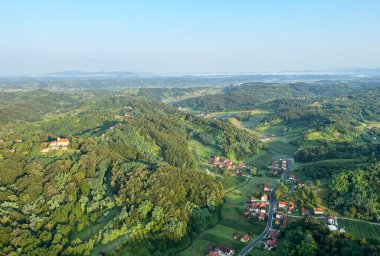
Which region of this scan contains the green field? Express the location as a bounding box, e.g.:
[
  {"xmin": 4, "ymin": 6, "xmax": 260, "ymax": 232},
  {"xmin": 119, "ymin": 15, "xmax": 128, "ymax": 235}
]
[
  {"xmin": 267, "ymin": 140, "xmax": 298, "ymax": 155},
  {"xmin": 246, "ymin": 149, "xmax": 278, "ymax": 169},
  {"xmin": 338, "ymin": 219, "xmax": 380, "ymax": 241},
  {"xmin": 188, "ymin": 139, "xmax": 221, "ymax": 170}
]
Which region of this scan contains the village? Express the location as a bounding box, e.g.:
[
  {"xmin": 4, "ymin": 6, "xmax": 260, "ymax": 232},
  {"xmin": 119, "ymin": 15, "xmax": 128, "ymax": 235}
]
[
  {"xmin": 205, "ymin": 157, "xmax": 344, "ymax": 256},
  {"xmin": 208, "ymin": 156, "xmax": 251, "ymax": 176}
]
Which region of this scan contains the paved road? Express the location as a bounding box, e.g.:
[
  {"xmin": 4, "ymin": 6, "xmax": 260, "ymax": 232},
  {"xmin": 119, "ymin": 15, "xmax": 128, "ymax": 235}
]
[
  {"xmin": 238, "ymin": 188, "xmax": 276, "ymax": 256},
  {"xmin": 238, "ymin": 158, "xmax": 294, "ymax": 256}
]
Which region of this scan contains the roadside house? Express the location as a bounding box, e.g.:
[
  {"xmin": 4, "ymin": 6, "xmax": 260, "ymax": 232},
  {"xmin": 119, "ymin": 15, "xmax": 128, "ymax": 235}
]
[
  {"xmin": 313, "ymin": 208, "xmax": 324, "ymax": 215},
  {"xmin": 240, "ymin": 234, "xmax": 251, "ymax": 243}
]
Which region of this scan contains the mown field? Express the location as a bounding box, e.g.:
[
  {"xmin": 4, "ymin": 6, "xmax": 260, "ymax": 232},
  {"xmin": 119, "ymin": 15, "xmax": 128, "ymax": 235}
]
[
  {"xmin": 188, "ymin": 139, "xmax": 221, "ymax": 171},
  {"xmin": 338, "ymin": 219, "xmax": 380, "ymax": 241}
]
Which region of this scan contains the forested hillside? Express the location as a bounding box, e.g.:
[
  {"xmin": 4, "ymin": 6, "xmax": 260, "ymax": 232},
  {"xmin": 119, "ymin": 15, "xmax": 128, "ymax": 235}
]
[
  {"xmin": 0, "ymin": 92, "xmax": 262, "ymax": 255},
  {"xmin": 175, "ymin": 81, "xmax": 380, "ymax": 111}
]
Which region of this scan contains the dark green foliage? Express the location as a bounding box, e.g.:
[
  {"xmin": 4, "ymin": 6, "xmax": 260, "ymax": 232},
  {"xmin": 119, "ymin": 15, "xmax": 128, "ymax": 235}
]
[
  {"xmin": 329, "ymin": 163, "xmax": 380, "ymax": 221},
  {"xmin": 282, "ymin": 217, "xmax": 379, "ymax": 256},
  {"xmin": 295, "ymin": 144, "xmax": 380, "ymax": 163}
]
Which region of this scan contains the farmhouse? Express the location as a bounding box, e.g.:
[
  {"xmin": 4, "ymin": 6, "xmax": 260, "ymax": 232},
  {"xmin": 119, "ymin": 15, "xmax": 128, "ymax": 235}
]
[
  {"xmin": 265, "ymin": 239, "xmax": 279, "ymax": 250},
  {"xmin": 275, "ymin": 211, "xmax": 283, "ymax": 219},
  {"xmin": 327, "ymin": 216, "xmax": 335, "ymax": 225},
  {"xmin": 240, "ymin": 234, "xmax": 251, "ymax": 243},
  {"xmin": 208, "ymin": 245, "xmax": 235, "ymax": 256},
  {"xmin": 233, "ymin": 231, "xmax": 241, "ymax": 239},
  {"xmin": 288, "ymin": 201, "xmax": 295, "ymax": 214},
  {"xmin": 313, "ymin": 208, "xmax": 324, "ymax": 215},
  {"xmin": 261, "ymin": 194, "xmax": 268, "ymax": 201},
  {"xmin": 258, "ymin": 212, "xmax": 266, "ymax": 221},
  {"xmin": 269, "ymin": 229, "xmax": 280, "ymax": 239},
  {"xmin": 41, "ymin": 137, "xmax": 70, "ymax": 152},
  {"xmin": 263, "ymin": 184, "xmax": 272, "ymax": 192},
  {"xmin": 278, "ymin": 201, "xmax": 286, "ymax": 208}
]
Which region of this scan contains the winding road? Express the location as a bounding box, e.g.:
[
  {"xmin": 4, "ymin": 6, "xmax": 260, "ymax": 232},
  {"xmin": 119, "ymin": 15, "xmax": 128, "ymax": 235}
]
[
  {"xmin": 238, "ymin": 189, "xmax": 276, "ymax": 256},
  {"xmin": 237, "ymin": 158, "xmax": 293, "ymax": 256}
]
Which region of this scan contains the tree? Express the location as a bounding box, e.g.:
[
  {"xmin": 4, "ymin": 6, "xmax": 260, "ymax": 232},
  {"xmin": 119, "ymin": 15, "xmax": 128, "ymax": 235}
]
[{"xmin": 250, "ymin": 167, "xmax": 257, "ymax": 175}]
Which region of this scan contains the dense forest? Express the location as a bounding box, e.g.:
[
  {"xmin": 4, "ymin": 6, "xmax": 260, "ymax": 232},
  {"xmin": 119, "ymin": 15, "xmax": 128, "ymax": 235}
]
[
  {"xmin": 281, "ymin": 217, "xmax": 380, "ymax": 256},
  {"xmin": 329, "ymin": 163, "xmax": 380, "ymax": 221}
]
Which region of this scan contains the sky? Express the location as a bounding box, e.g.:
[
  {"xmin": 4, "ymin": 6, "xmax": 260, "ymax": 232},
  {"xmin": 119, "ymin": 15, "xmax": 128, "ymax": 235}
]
[{"xmin": 0, "ymin": 0, "xmax": 380, "ymax": 75}]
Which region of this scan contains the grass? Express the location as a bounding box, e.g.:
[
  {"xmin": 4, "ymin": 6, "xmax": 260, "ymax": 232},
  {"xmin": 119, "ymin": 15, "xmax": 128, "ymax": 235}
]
[
  {"xmin": 245, "ymin": 150, "xmax": 277, "ymax": 168},
  {"xmin": 338, "ymin": 219, "xmax": 380, "ymax": 241},
  {"xmin": 188, "ymin": 139, "xmax": 221, "ymax": 171},
  {"xmin": 179, "ymin": 224, "xmax": 244, "ymax": 256},
  {"xmin": 267, "ymin": 140, "xmax": 298, "ymax": 155}
]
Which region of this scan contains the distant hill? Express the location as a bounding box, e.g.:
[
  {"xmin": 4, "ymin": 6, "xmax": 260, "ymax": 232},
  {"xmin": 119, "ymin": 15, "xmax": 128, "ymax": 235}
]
[{"xmin": 41, "ymin": 70, "xmax": 138, "ymax": 77}]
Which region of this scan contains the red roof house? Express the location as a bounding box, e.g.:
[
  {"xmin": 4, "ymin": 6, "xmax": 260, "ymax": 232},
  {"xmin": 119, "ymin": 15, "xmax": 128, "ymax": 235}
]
[{"xmin": 240, "ymin": 234, "xmax": 251, "ymax": 243}]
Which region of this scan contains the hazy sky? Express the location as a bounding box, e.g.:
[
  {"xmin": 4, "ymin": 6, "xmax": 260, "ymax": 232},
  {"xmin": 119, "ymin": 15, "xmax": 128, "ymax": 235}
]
[{"xmin": 1, "ymin": 0, "xmax": 380, "ymax": 75}]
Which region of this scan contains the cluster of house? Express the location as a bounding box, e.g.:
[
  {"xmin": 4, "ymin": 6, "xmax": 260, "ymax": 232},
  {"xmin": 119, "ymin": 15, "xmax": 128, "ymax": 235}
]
[
  {"xmin": 275, "ymin": 211, "xmax": 287, "ymax": 227},
  {"xmin": 40, "ymin": 137, "xmax": 70, "ymax": 153},
  {"xmin": 264, "ymin": 229, "xmax": 280, "ymax": 250},
  {"xmin": 209, "ymin": 156, "xmax": 248, "ymax": 176},
  {"xmin": 326, "ymin": 216, "xmax": 345, "ymax": 233},
  {"xmin": 268, "ymin": 159, "xmax": 287, "ymax": 175},
  {"xmin": 243, "ymin": 193, "xmax": 269, "ymax": 221},
  {"xmin": 233, "ymin": 231, "xmax": 252, "ymax": 243},
  {"xmin": 288, "ymin": 174, "xmax": 310, "ymax": 188},
  {"xmin": 275, "ymin": 201, "xmax": 295, "ymax": 227},
  {"xmin": 207, "ymin": 244, "xmax": 234, "ymax": 256}
]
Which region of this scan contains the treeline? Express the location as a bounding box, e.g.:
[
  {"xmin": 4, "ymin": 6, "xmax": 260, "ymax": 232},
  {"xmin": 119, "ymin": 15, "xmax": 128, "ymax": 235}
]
[
  {"xmin": 176, "ymin": 81, "xmax": 380, "ymax": 112},
  {"xmin": 0, "ymin": 90, "xmax": 86, "ymax": 124},
  {"xmin": 329, "ymin": 163, "xmax": 380, "ymax": 221},
  {"xmin": 295, "ymin": 144, "xmax": 380, "ymax": 163},
  {"xmin": 281, "ymin": 217, "xmax": 380, "ymax": 256}
]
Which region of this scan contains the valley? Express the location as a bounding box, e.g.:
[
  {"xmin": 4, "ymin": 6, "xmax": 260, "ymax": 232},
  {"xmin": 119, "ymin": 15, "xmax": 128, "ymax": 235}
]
[{"xmin": 0, "ymin": 81, "xmax": 379, "ymax": 255}]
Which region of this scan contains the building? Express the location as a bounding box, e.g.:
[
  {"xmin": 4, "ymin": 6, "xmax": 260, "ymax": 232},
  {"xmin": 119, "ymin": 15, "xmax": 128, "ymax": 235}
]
[
  {"xmin": 269, "ymin": 229, "xmax": 280, "ymax": 239},
  {"xmin": 208, "ymin": 245, "xmax": 235, "ymax": 256},
  {"xmin": 278, "ymin": 201, "xmax": 286, "ymax": 208},
  {"xmin": 327, "ymin": 216, "xmax": 335, "ymax": 225},
  {"xmin": 288, "ymin": 201, "xmax": 295, "ymax": 214},
  {"xmin": 233, "ymin": 231, "xmax": 240, "ymax": 240},
  {"xmin": 42, "ymin": 137, "xmax": 70, "ymax": 152},
  {"xmin": 56, "ymin": 138, "xmax": 69, "ymax": 146},
  {"xmin": 263, "ymin": 185, "xmax": 272, "ymax": 192},
  {"xmin": 314, "ymin": 208, "xmax": 324, "ymax": 215},
  {"xmin": 275, "ymin": 211, "xmax": 283, "ymax": 219},
  {"xmin": 258, "ymin": 212, "xmax": 266, "ymax": 221},
  {"xmin": 265, "ymin": 239, "xmax": 279, "ymax": 250},
  {"xmin": 240, "ymin": 234, "xmax": 251, "ymax": 243},
  {"xmin": 261, "ymin": 194, "xmax": 268, "ymax": 201}
]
